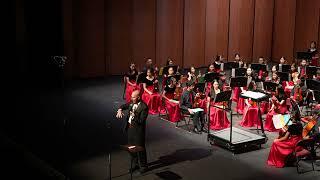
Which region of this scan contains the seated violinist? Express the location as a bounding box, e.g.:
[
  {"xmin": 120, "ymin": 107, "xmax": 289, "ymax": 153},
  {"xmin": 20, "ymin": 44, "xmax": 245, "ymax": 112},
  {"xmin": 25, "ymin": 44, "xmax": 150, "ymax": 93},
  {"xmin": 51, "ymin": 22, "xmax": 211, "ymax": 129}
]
[
  {"xmin": 205, "ymin": 63, "xmax": 218, "ymax": 96},
  {"xmin": 265, "ymin": 86, "xmax": 288, "ymax": 132},
  {"xmin": 180, "ymin": 82, "xmax": 205, "ymax": 134},
  {"xmin": 162, "ymin": 66, "xmax": 176, "ymax": 89},
  {"xmin": 161, "ymin": 77, "xmax": 182, "ymax": 122},
  {"xmin": 284, "ymin": 71, "xmax": 299, "ymax": 98},
  {"xmin": 188, "ymin": 66, "xmax": 201, "ymax": 83},
  {"xmin": 207, "ymin": 80, "xmax": 230, "ymax": 130},
  {"xmin": 213, "ymin": 55, "xmax": 223, "ymax": 73},
  {"xmin": 290, "ymin": 78, "xmax": 304, "ymax": 105},
  {"xmin": 141, "ymin": 68, "xmax": 162, "ymax": 115},
  {"xmin": 236, "ymin": 67, "xmax": 255, "ymax": 114},
  {"xmin": 267, "ymin": 117, "xmax": 303, "ymax": 168},
  {"xmin": 124, "ymin": 63, "xmax": 140, "ymax": 103},
  {"xmin": 239, "ymin": 81, "xmax": 260, "ymax": 128}
]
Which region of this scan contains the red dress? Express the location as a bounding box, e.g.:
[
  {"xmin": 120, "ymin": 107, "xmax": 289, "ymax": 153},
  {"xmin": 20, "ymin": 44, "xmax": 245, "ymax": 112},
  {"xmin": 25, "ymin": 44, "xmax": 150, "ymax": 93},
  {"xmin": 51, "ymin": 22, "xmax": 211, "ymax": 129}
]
[
  {"xmin": 236, "ymin": 87, "xmax": 247, "ymax": 114},
  {"xmin": 284, "ymin": 81, "xmax": 294, "ymax": 98},
  {"xmin": 141, "ymin": 78, "xmax": 162, "ymax": 115},
  {"xmin": 239, "ymin": 100, "xmax": 260, "ymax": 127},
  {"xmin": 163, "ymin": 87, "xmax": 182, "ymax": 122},
  {"xmin": 265, "ymin": 97, "xmax": 288, "ymax": 132},
  {"xmin": 232, "ymin": 87, "xmax": 240, "ymax": 102},
  {"xmin": 267, "ymin": 123, "xmax": 303, "ymax": 168},
  {"xmin": 208, "ymin": 90, "xmax": 230, "ymax": 130}
]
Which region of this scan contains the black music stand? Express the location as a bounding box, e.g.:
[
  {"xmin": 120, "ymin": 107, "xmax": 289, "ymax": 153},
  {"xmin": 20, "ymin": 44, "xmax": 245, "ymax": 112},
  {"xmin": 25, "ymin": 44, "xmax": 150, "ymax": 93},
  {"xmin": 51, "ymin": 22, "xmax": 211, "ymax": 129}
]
[
  {"xmin": 204, "ymin": 72, "xmax": 220, "ymax": 82},
  {"xmin": 297, "ymin": 52, "xmax": 313, "ymax": 60},
  {"xmin": 207, "ymin": 91, "xmax": 232, "ymax": 142},
  {"xmin": 223, "ymin": 62, "xmax": 239, "ymax": 70},
  {"xmin": 263, "ymin": 81, "xmax": 278, "ymax": 92},
  {"xmin": 230, "ymin": 77, "xmax": 248, "ymax": 88},
  {"xmin": 278, "ymin": 72, "xmax": 289, "ymax": 82},
  {"xmin": 306, "ymin": 66, "xmax": 317, "ymax": 79},
  {"xmin": 235, "ymin": 68, "xmax": 247, "ymax": 77},
  {"xmin": 278, "ymin": 64, "xmax": 291, "ymax": 73},
  {"xmin": 251, "ymin": 63, "xmax": 267, "ymax": 72}
]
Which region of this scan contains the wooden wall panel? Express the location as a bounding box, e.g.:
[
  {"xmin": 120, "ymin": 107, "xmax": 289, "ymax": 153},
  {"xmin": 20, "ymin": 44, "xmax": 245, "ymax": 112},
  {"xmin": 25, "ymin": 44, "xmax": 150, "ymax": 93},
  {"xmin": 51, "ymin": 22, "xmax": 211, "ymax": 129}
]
[
  {"xmin": 272, "ymin": 0, "xmax": 296, "ymax": 63},
  {"xmin": 109, "ymin": 0, "xmax": 132, "ymax": 75},
  {"xmin": 183, "ymin": 0, "xmax": 206, "ymax": 67},
  {"xmin": 76, "ymin": 0, "xmax": 105, "ymax": 77},
  {"xmin": 156, "ymin": 0, "xmax": 184, "ymax": 67},
  {"xmin": 205, "ymin": 0, "xmax": 229, "ymax": 64},
  {"xmin": 252, "ymin": 0, "xmax": 274, "ymax": 62},
  {"xmin": 294, "ymin": 0, "xmax": 320, "ymax": 53},
  {"xmin": 132, "ymin": 0, "xmax": 156, "ymax": 70},
  {"xmin": 228, "ymin": 0, "xmax": 255, "ymax": 62}
]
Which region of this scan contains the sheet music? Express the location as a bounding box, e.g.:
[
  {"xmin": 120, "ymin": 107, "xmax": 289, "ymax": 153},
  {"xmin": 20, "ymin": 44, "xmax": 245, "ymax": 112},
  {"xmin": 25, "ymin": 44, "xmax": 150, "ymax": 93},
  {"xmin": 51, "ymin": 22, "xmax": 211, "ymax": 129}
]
[
  {"xmin": 240, "ymin": 91, "xmax": 267, "ymax": 99},
  {"xmin": 190, "ymin": 108, "xmax": 204, "ymax": 113},
  {"xmin": 169, "ymin": 99, "xmax": 179, "ymax": 104},
  {"xmin": 272, "ymin": 114, "xmax": 292, "ymax": 129}
]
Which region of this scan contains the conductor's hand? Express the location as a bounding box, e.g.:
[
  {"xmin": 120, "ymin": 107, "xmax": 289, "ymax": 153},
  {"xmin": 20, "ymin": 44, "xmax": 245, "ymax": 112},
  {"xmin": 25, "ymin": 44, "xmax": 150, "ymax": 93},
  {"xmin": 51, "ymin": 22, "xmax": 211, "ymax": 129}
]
[{"xmin": 116, "ymin": 109, "xmax": 124, "ymax": 119}]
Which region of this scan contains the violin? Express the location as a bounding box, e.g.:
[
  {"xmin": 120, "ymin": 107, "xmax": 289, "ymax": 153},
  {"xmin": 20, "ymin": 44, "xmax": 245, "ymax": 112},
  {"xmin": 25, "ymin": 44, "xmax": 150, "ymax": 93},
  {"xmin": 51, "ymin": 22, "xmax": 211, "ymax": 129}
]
[
  {"xmin": 173, "ymin": 83, "xmax": 183, "ymax": 100},
  {"xmin": 293, "ymin": 84, "xmax": 303, "ymax": 102}
]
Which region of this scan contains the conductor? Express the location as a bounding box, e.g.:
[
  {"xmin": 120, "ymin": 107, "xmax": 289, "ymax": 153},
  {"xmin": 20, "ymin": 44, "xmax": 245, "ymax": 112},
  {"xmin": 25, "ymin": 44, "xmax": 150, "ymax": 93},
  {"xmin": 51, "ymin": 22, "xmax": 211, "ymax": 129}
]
[{"xmin": 116, "ymin": 90, "xmax": 149, "ymax": 173}]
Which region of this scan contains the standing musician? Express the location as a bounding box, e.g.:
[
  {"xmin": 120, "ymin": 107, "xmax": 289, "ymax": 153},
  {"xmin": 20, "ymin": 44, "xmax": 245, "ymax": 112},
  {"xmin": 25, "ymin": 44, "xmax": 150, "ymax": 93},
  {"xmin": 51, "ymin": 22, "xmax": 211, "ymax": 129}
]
[
  {"xmin": 180, "ymin": 82, "xmax": 205, "ymax": 134},
  {"xmin": 161, "ymin": 76, "xmax": 182, "ymax": 122},
  {"xmin": 141, "ymin": 68, "xmax": 162, "ymax": 115},
  {"xmin": 116, "ymin": 90, "xmax": 149, "ymax": 173},
  {"xmin": 207, "ymin": 80, "xmax": 230, "ymax": 130},
  {"xmin": 124, "ymin": 63, "xmax": 140, "ymax": 103},
  {"xmin": 308, "ymin": 41, "xmax": 319, "ymax": 66}
]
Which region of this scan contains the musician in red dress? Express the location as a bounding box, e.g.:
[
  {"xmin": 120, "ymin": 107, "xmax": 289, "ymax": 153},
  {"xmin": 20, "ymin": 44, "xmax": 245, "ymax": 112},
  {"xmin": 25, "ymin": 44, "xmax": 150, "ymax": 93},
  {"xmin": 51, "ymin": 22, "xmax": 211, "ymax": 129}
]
[
  {"xmin": 267, "ymin": 118, "xmax": 303, "ymax": 168},
  {"xmin": 299, "ymin": 59, "xmax": 307, "ymax": 78},
  {"xmin": 141, "ymin": 68, "xmax": 162, "ymax": 115},
  {"xmin": 205, "ymin": 64, "xmax": 217, "ymax": 96},
  {"xmin": 308, "ymin": 41, "xmax": 318, "ymax": 66},
  {"xmin": 207, "ymin": 80, "xmax": 230, "ymax": 130},
  {"xmin": 237, "ymin": 67, "xmax": 255, "ymax": 114},
  {"xmin": 162, "ymin": 77, "xmax": 182, "ymax": 122},
  {"xmin": 265, "ymin": 86, "xmax": 288, "ymax": 132},
  {"xmin": 239, "ymin": 81, "xmax": 260, "ymax": 128},
  {"xmin": 125, "ymin": 63, "xmax": 140, "ymax": 103},
  {"xmin": 187, "ymin": 66, "xmax": 199, "ymax": 83}
]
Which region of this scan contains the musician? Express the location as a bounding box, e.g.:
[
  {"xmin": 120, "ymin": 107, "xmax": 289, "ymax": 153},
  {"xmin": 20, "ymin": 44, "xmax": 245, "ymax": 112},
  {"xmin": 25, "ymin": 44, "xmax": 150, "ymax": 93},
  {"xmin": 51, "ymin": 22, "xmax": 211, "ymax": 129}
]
[
  {"xmin": 162, "ymin": 66, "xmax": 176, "ymax": 89},
  {"xmin": 299, "ymin": 59, "xmax": 307, "ymax": 78},
  {"xmin": 125, "ymin": 63, "xmax": 140, "ymax": 103},
  {"xmin": 234, "ymin": 53, "xmax": 244, "ymax": 68},
  {"xmin": 271, "ymin": 65, "xmax": 278, "ymax": 74},
  {"xmin": 279, "ymin": 56, "xmax": 287, "ymax": 65},
  {"xmin": 116, "ymin": 90, "xmax": 149, "ymax": 173},
  {"xmin": 290, "ymin": 78, "xmax": 304, "ymax": 104},
  {"xmin": 187, "ymin": 66, "xmax": 199, "ymax": 83},
  {"xmin": 207, "ymin": 80, "xmax": 230, "ymax": 130},
  {"xmin": 161, "ymin": 77, "xmax": 182, "ymax": 122},
  {"xmin": 265, "ymin": 86, "xmax": 288, "ymax": 132},
  {"xmin": 267, "ymin": 117, "xmax": 303, "ymax": 168},
  {"xmin": 290, "ymin": 63, "xmax": 298, "ymax": 74},
  {"xmin": 308, "ymin": 41, "xmax": 319, "ymax": 66},
  {"xmin": 142, "ymin": 58, "xmax": 154, "ymax": 73},
  {"xmin": 141, "ymin": 68, "xmax": 162, "ymax": 114},
  {"xmin": 213, "ymin": 55, "xmax": 223, "ymax": 73},
  {"xmin": 205, "ymin": 64, "xmax": 218, "ymax": 96},
  {"xmin": 266, "ymin": 72, "xmax": 280, "ymax": 85},
  {"xmin": 314, "ymin": 69, "xmax": 320, "ymax": 80},
  {"xmin": 166, "ymin": 58, "xmax": 174, "ymax": 66},
  {"xmin": 180, "ymin": 82, "xmax": 205, "ymax": 134},
  {"xmin": 237, "ymin": 67, "xmax": 255, "ymax": 114},
  {"xmin": 239, "ymin": 81, "xmax": 261, "ymax": 128},
  {"xmin": 284, "ymin": 71, "xmax": 299, "ymax": 98}
]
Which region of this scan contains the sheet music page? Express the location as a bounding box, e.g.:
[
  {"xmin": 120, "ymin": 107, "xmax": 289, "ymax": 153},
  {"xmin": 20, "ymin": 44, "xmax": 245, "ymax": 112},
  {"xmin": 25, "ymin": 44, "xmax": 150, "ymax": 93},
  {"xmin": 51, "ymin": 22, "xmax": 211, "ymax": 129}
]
[
  {"xmin": 190, "ymin": 108, "xmax": 204, "ymax": 113},
  {"xmin": 241, "ymin": 91, "xmax": 266, "ymax": 99},
  {"xmin": 169, "ymin": 99, "xmax": 179, "ymax": 104}
]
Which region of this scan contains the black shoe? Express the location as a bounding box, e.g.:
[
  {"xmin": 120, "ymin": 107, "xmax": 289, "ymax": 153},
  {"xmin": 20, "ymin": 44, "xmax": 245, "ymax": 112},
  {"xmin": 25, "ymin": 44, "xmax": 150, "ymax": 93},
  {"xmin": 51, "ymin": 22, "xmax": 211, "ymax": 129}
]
[
  {"xmin": 201, "ymin": 127, "xmax": 208, "ymax": 133},
  {"xmin": 193, "ymin": 128, "xmax": 201, "ymax": 134}
]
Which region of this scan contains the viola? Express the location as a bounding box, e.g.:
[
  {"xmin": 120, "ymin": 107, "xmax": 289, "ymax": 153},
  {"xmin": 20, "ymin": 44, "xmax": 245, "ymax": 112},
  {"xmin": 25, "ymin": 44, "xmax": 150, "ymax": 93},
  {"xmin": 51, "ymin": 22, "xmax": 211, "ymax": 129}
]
[
  {"xmin": 293, "ymin": 85, "xmax": 303, "ymax": 102},
  {"xmin": 174, "ymin": 86, "xmax": 183, "ymax": 100},
  {"xmin": 302, "ymin": 116, "xmax": 318, "ymax": 138}
]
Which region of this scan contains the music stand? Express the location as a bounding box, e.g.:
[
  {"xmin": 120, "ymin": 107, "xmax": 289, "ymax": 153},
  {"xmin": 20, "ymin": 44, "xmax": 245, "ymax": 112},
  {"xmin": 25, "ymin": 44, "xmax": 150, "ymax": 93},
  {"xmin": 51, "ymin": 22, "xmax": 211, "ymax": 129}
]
[
  {"xmin": 162, "ymin": 65, "xmax": 178, "ymax": 76},
  {"xmin": 235, "ymin": 68, "xmax": 247, "ymax": 77},
  {"xmin": 263, "ymin": 81, "xmax": 278, "ymax": 92},
  {"xmin": 251, "ymin": 63, "xmax": 267, "ymax": 72},
  {"xmin": 204, "ymin": 72, "xmax": 220, "ymax": 82},
  {"xmin": 306, "ymin": 66, "xmax": 317, "ymax": 78},
  {"xmin": 277, "ymin": 72, "xmax": 289, "ymax": 82},
  {"xmin": 278, "ymin": 64, "xmax": 291, "ymax": 73},
  {"xmin": 223, "ymin": 62, "xmax": 239, "ymax": 70},
  {"xmin": 230, "ymin": 77, "xmax": 248, "ymax": 88},
  {"xmin": 306, "ymin": 79, "xmax": 320, "ymax": 91},
  {"xmin": 297, "ymin": 52, "xmax": 313, "ymax": 60}
]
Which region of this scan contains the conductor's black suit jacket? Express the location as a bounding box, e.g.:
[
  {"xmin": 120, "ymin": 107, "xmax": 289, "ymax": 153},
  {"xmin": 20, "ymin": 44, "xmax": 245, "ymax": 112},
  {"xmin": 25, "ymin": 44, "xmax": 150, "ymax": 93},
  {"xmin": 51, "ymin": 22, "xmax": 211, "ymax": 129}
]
[{"xmin": 120, "ymin": 101, "xmax": 149, "ymax": 146}]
